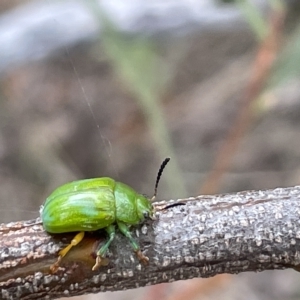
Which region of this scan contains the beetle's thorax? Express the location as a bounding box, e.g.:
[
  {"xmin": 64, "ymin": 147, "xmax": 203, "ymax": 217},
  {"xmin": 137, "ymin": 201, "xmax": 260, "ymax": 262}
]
[{"xmin": 114, "ymin": 181, "xmax": 152, "ymax": 225}]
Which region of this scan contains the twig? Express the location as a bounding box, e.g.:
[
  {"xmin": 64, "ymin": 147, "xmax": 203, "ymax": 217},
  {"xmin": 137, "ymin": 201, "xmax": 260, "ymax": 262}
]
[{"xmin": 1, "ymin": 185, "xmax": 300, "ymax": 299}]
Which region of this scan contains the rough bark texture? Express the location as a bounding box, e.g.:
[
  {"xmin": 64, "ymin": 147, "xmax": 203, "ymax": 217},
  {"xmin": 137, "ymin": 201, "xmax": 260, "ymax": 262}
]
[{"xmin": 1, "ymin": 186, "xmax": 300, "ymax": 299}]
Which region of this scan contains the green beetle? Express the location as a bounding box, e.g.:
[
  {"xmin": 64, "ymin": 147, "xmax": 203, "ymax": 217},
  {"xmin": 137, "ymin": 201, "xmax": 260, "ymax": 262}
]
[{"xmin": 41, "ymin": 158, "xmax": 170, "ymax": 271}]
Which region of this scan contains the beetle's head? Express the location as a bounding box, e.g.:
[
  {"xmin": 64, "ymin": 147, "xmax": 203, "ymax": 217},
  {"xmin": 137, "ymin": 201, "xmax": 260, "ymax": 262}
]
[
  {"xmin": 136, "ymin": 194, "xmax": 154, "ymax": 221},
  {"xmin": 136, "ymin": 158, "xmax": 170, "ymax": 222}
]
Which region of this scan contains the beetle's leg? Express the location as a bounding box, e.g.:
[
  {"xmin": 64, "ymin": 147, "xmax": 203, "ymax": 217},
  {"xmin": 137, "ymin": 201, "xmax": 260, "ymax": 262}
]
[
  {"xmin": 59, "ymin": 231, "xmax": 85, "ymax": 258},
  {"xmin": 93, "ymin": 225, "xmax": 115, "ymax": 271},
  {"xmin": 117, "ymin": 221, "xmax": 149, "ymax": 265},
  {"xmin": 50, "ymin": 231, "xmax": 85, "ymax": 272}
]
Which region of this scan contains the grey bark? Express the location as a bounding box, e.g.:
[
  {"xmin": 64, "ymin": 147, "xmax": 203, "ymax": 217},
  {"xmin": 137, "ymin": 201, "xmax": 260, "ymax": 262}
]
[{"xmin": 1, "ymin": 186, "xmax": 300, "ymax": 299}]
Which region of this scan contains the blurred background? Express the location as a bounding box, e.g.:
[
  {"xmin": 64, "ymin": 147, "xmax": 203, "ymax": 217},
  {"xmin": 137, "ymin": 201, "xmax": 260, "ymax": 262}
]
[{"xmin": 1, "ymin": 0, "xmax": 300, "ymax": 299}]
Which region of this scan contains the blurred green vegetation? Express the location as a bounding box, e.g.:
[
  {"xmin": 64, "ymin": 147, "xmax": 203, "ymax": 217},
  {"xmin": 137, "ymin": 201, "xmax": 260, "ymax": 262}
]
[{"xmin": 89, "ymin": 5, "xmax": 187, "ymax": 197}]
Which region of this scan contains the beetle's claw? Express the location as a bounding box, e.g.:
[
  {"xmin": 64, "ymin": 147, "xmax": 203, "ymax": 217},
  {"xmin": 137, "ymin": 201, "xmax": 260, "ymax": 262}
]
[
  {"xmin": 135, "ymin": 250, "xmax": 149, "ymax": 265},
  {"xmin": 50, "ymin": 256, "xmax": 62, "ymax": 273},
  {"xmin": 92, "ymin": 255, "xmax": 108, "ymax": 270},
  {"xmin": 92, "ymin": 256, "xmax": 102, "ymax": 271},
  {"xmin": 150, "ymin": 212, "xmax": 157, "ymax": 220}
]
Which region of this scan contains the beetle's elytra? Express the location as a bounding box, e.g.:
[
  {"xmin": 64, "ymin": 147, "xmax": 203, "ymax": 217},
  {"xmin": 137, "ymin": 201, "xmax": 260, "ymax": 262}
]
[{"xmin": 41, "ymin": 158, "xmax": 170, "ymax": 271}]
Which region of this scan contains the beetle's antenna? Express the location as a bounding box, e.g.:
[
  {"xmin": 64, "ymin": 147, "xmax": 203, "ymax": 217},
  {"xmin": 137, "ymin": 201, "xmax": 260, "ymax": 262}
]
[{"xmin": 151, "ymin": 158, "xmax": 170, "ymax": 201}]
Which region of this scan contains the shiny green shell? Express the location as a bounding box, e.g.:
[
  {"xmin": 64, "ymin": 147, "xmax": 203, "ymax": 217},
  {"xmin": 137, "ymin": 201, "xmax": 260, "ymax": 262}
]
[{"xmin": 41, "ymin": 177, "xmax": 153, "ymax": 233}]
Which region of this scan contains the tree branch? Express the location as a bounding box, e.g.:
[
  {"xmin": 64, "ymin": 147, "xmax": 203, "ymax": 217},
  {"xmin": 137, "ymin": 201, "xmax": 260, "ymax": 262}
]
[{"xmin": 1, "ymin": 186, "xmax": 300, "ymax": 299}]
